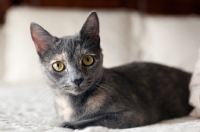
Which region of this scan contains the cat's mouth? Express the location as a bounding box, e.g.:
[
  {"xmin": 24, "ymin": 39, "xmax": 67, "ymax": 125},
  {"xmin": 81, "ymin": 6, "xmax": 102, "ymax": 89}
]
[{"xmin": 62, "ymin": 85, "xmax": 88, "ymax": 95}]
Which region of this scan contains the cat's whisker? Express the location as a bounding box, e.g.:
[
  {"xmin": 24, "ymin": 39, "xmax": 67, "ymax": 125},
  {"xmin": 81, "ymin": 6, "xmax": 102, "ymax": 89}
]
[
  {"xmin": 94, "ymin": 85, "xmax": 104, "ymax": 93},
  {"xmin": 36, "ymin": 86, "xmax": 52, "ymax": 102},
  {"xmin": 41, "ymin": 88, "xmax": 53, "ymax": 99},
  {"xmin": 95, "ymin": 84, "xmax": 112, "ymax": 95},
  {"xmin": 45, "ymin": 92, "xmax": 55, "ymax": 103},
  {"xmin": 34, "ymin": 85, "xmax": 50, "ymax": 94},
  {"xmin": 40, "ymin": 90, "xmax": 55, "ymax": 106}
]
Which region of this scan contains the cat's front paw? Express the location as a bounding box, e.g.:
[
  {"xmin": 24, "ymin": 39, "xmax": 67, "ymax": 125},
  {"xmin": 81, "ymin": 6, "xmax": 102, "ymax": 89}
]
[{"xmin": 60, "ymin": 122, "xmax": 76, "ymax": 130}]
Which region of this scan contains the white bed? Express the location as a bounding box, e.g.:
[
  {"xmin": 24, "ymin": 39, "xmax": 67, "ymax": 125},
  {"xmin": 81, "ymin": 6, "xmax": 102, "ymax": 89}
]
[
  {"xmin": 0, "ymin": 84, "xmax": 200, "ymax": 132},
  {"xmin": 0, "ymin": 6, "xmax": 200, "ymax": 132}
]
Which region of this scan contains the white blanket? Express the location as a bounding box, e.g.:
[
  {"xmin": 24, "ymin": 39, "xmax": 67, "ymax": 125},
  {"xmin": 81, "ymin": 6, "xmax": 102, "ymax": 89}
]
[{"xmin": 0, "ymin": 84, "xmax": 199, "ymax": 132}]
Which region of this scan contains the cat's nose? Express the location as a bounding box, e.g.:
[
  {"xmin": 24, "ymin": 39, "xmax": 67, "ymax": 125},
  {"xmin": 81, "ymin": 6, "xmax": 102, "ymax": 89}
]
[{"xmin": 73, "ymin": 78, "xmax": 84, "ymax": 86}]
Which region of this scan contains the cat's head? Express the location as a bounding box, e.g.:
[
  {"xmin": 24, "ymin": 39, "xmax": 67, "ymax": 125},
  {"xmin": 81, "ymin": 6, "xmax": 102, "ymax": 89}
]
[{"xmin": 30, "ymin": 11, "xmax": 103, "ymax": 95}]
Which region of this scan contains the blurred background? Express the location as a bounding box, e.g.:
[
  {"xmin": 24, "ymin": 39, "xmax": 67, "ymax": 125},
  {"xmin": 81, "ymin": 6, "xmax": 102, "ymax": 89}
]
[{"xmin": 1, "ymin": 0, "xmax": 200, "ymax": 84}]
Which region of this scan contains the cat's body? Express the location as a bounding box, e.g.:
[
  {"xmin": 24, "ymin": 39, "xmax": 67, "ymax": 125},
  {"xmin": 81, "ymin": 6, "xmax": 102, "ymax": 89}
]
[
  {"xmin": 30, "ymin": 11, "xmax": 192, "ymax": 129},
  {"xmin": 55, "ymin": 62, "xmax": 192, "ymax": 129}
]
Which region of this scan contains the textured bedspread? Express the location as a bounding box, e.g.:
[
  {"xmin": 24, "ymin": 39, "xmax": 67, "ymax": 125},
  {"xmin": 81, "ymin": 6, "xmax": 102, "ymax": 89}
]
[{"xmin": 0, "ymin": 84, "xmax": 200, "ymax": 132}]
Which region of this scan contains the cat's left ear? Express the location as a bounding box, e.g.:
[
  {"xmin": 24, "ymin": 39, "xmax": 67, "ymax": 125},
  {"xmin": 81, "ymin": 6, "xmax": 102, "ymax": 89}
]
[{"xmin": 80, "ymin": 11, "xmax": 99, "ymax": 37}]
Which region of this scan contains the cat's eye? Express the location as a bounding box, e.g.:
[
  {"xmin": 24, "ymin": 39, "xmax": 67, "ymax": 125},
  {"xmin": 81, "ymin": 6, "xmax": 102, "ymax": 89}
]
[
  {"xmin": 82, "ymin": 55, "xmax": 94, "ymax": 66},
  {"xmin": 52, "ymin": 61, "xmax": 65, "ymax": 72}
]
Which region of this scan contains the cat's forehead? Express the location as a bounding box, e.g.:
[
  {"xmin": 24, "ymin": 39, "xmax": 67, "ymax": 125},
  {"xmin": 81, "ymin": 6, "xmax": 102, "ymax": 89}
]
[
  {"xmin": 56, "ymin": 36, "xmax": 79, "ymax": 52},
  {"xmin": 60, "ymin": 36, "xmax": 80, "ymax": 50},
  {"xmin": 52, "ymin": 36, "xmax": 80, "ymax": 59}
]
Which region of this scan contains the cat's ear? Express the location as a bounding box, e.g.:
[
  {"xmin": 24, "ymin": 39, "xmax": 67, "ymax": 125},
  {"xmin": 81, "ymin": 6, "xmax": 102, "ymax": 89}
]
[
  {"xmin": 30, "ymin": 23, "xmax": 54, "ymax": 55},
  {"xmin": 80, "ymin": 11, "xmax": 99, "ymax": 37}
]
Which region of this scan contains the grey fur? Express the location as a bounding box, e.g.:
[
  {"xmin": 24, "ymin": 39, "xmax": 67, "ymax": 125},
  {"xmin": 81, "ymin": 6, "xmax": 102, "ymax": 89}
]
[{"xmin": 31, "ymin": 11, "xmax": 192, "ymax": 129}]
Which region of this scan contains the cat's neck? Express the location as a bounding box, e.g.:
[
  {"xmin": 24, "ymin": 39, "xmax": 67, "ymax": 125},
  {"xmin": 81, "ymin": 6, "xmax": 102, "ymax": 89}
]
[{"xmin": 54, "ymin": 82, "xmax": 107, "ymax": 122}]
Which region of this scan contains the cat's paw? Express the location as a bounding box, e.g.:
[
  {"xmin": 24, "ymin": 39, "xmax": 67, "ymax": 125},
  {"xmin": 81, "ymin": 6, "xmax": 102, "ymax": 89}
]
[{"xmin": 60, "ymin": 122, "xmax": 76, "ymax": 129}]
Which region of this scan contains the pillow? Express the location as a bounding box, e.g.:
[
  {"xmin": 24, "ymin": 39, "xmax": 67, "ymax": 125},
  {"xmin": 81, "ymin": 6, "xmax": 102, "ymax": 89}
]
[
  {"xmin": 2, "ymin": 7, "xmax": 138, "ymax": 84},
  {"xmin": 136, "ymin": 15, "xmax": 200, "ymax": 72},
  {"xmin": 189, "ymin": 48, "xmax": 200, "ymax": 117}
]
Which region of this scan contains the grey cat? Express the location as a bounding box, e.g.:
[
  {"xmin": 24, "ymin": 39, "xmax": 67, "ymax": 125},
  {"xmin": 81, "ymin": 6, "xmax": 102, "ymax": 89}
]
[{"xmin": 30, "ymin": 11, "xmax": 193, "ymax": 129}]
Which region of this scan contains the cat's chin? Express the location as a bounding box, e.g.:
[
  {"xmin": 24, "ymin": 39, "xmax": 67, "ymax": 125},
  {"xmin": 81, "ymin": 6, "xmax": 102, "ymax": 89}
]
[
  {"xmin": 64, "ymin": 87, "xmax": 88, "ymax": 95},
  {"xmin": 67, "ymin": 90, "xmax": 86, "ymax": 95}
]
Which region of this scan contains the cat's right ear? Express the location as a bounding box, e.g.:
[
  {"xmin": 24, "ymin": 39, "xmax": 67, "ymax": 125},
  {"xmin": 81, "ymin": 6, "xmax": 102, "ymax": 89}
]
[{"xmin": 30, "ymin": 23, "xmax": 54, "ymax": 55}]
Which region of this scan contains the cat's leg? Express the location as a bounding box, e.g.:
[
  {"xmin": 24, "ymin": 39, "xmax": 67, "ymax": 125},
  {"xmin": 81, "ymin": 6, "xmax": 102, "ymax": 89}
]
[
  {"xmin": 60, "ymin": 122, "xmax": 76, "ymax": 129},
  {"xmin": 60, "ymin": 113, "xmax": 121, "ymax": 129},
  {"xmin": 60, "ymin": 111, "xmax": 145, "ymax": 129}
]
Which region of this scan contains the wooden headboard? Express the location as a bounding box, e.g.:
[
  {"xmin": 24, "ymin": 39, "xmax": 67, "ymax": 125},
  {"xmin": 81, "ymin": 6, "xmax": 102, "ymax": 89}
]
[
  {"xmin": 0, "ymin": 0, "xmax": 12, "ymax": 24},
  {"xmin": 1, "ymin": 0, "xmax": 200, "ymax": 24}
]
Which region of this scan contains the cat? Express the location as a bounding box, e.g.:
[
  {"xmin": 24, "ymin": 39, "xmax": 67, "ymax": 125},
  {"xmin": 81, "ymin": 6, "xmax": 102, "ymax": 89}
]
[{"xmin": 30, "ymin": 11, "xmax": 193, "ymax": 129}]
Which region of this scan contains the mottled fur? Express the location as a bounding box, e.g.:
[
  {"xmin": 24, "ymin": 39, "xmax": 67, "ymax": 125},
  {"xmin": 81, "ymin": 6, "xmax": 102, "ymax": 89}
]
[{"xmin": 30, "ymin": 11, "xmax": 193, "ymax": 129}]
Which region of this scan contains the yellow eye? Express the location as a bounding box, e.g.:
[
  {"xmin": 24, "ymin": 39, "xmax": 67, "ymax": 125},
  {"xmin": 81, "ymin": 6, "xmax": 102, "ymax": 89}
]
[
  {"xmin": 82, "ymin": 55, "xmax": 94, "ymax": 66},
  {"xmin": 52, "ymin": 61, "xmax": 65, "ymax": 72}
]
